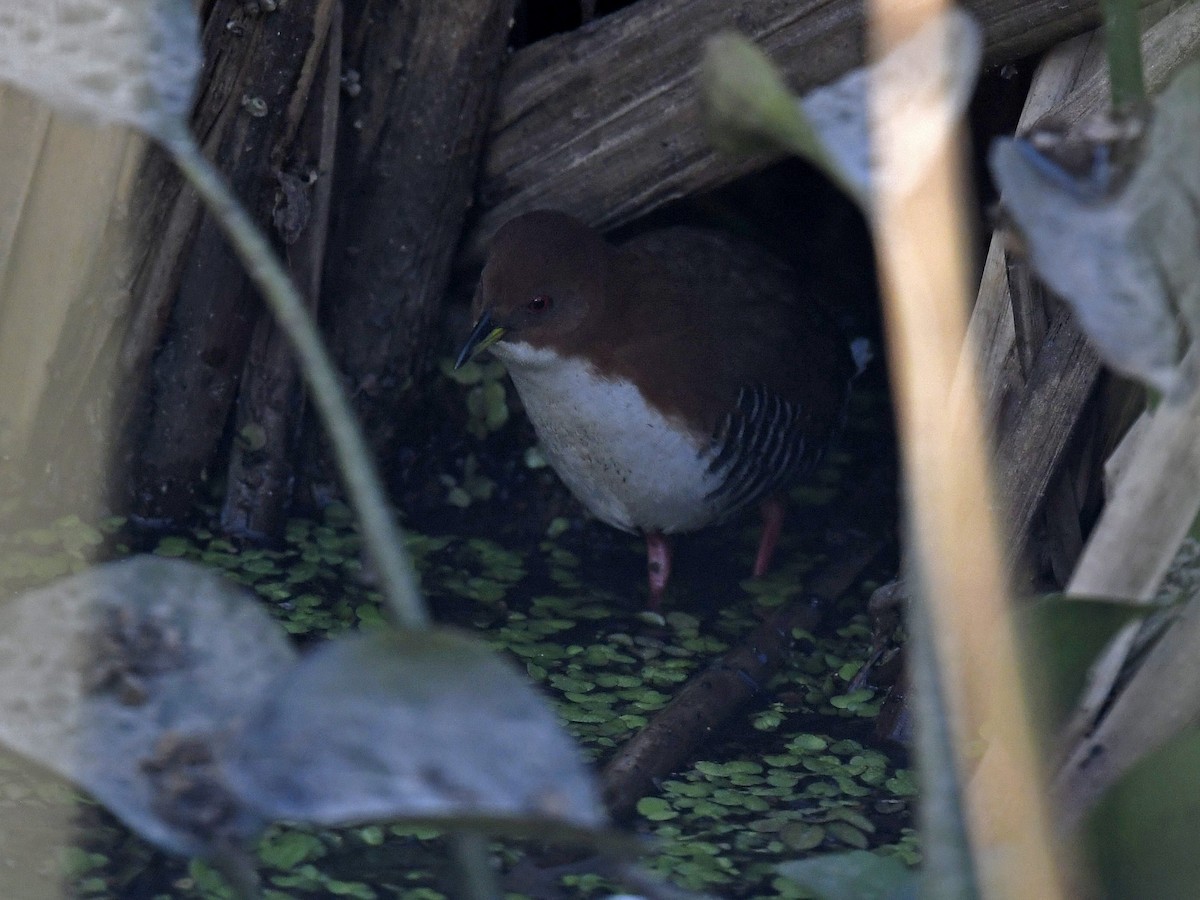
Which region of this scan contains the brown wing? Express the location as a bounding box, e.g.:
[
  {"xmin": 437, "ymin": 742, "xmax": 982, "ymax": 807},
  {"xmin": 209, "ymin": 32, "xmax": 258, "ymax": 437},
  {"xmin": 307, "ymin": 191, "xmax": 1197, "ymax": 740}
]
[
  {"xmin": 610, "ymin": 227, "xmax": 854, "ymax": 513},
  {"xmin": 620, "ymin": 228, "xmax": 850, "ymax": 412}
]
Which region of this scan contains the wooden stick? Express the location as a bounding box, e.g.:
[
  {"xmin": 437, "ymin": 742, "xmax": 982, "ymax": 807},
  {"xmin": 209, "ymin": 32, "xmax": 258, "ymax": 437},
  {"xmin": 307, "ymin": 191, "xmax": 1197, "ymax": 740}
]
[
  {"xmin": 221, "ymin": 1, "xmax": 343, "ymax": 538},
  {"xmin": 1054, "ymin": 353, "xmax": 1200, "ymax": 827}
]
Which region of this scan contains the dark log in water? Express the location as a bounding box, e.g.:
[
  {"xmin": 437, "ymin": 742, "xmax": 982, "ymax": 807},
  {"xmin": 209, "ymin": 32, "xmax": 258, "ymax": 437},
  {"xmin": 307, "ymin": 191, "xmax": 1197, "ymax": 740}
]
[
  {"xmin": 463, "ymin": 0, "xmax": 1131, "ymax": 261},
  {"xmin": 601, "ymin": 478, "xmax": 893, "ymax": 820},
  {"xmin": 130, "ymin": 0, "xmax": 339, "ymax": 523},
  {"xmin": 222, "ymin": 4, "xmax": 345, "ymax": 539},
  {"xmin": 311, "ymin": 0, "xmax": 518, "ymax": 479}
]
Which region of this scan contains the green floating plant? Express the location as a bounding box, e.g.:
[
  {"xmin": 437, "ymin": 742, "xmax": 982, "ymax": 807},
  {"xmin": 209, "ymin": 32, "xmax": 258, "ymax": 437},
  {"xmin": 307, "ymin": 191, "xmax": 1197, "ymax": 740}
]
[
  {"xmin": 777, "ymin": 849, "xmax": 916, "ymax": 900},
  {"xmin": 440, "ymin": 356, "xmax": 511, "ymax": 440}
]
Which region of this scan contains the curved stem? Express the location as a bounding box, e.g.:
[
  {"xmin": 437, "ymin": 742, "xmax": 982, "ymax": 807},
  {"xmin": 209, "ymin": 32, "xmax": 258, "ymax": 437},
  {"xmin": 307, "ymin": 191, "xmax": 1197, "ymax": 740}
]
[
  {"xmin": 164, "ymin": 130, "xmax": 430, "ymax": 630},
  {"xmin": 1101, "ymin": 0, "xmax": 1146, "ymax": 111}
]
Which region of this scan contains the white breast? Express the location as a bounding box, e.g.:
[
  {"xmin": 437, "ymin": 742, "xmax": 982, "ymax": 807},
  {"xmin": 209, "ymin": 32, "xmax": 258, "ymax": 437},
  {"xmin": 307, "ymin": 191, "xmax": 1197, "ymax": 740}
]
[{"xmin": 492, "ymin": 342, "xmax": 725, "ymax": 534}]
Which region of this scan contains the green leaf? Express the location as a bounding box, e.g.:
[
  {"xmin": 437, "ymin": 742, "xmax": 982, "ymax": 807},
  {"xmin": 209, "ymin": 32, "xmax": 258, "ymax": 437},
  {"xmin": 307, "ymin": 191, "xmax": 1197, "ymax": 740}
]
[
  {"xmin": 777, "ymin": 850, "xmax": 917, "ymax": 900},
  {"xmin": 154, "ymin": 535, "xmax": 194, "ymax": 557},
  {"xmin": 780, "ymin": 823, "xmax": 826, "ymax": 851},
  {"xmin": 636, "ymin": 797, "xmax": 678, "ymax": 822},
  {"xmin": 701, "ymin": 33, "xmax": 829, "ymax": 161},
  {"xmin": 700, "ymin": 32, "xmax": 853, "ymax": 202},
  {"xmin": 1017, "ymin": 593, "xmax": 1151, "ymax": 731},
  {"xmin": 1100, "ymin": 0, "xmax": 1147, "ymax": 111},
  {"xmin": 827, "ymin": 821, "xmax": 870, "ymax": 849},
  {"xmin": 790, "ymin": 734, "xmax": 829, "ymax": 753},
  {"xmin": 258, "ymin": 831, "xmax": 326, "ymax": 870},
  {"xmin": 1085, "ymin": 726, "xmax": 1200, "ymax": 899},
  {"xmin": 830, "ymin": 688, "xmax": 875, "ymax": 710},
  {"xmin": 188, "ymin": 859, "xmax": 235, "ymax": 898}
]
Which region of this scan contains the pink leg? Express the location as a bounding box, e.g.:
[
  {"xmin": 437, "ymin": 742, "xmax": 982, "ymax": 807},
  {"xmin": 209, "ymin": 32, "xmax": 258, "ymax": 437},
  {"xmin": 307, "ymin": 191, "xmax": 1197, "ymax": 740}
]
[
  {"xmin": 645, "ymin": 531, "xmax": 672, "ymax": 609},
  {"xmin": 753, "ymin": 496, "xmax": 785, "ymax": 578}
]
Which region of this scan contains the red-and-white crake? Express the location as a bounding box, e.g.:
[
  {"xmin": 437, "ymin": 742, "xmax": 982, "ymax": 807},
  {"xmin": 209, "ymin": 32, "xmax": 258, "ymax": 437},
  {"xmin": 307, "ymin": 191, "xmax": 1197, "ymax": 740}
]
[{"xmin": 457, "ymin": 210, "xmax": 856, "ymax": 608}]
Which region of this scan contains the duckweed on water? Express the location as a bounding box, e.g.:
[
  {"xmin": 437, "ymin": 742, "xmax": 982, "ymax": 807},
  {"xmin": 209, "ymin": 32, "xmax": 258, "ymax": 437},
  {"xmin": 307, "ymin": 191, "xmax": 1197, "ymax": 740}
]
[
  {"xmin": 11, "ymin": 552, "xmax": 912, "ymax": 900},
  {"xmin": 312, "ymin": 534, "xmax": 898, "ymax": 882},
  {"xmin": 0, "ymin": 513, "xmax": 116, "ymax": 595},
  {"xmin": 0, "ymin": 375, "xmax": 909, "ymax": 898},
  {"xmin": 441, "ymin": 357, "xmax": 510, "ymax": 441}
]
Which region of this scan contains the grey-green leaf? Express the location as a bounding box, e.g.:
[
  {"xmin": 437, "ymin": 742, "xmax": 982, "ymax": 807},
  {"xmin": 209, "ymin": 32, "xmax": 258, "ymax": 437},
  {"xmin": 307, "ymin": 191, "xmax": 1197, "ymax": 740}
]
[
  {"xmin": 778, "ymin": 849, "xmax": 917, "ymax": 900},
  {"xmin": 701, "ymin": 10, "xmax": 982, "ymax": 213},
  {"xmin": 0, "ymin": 0, "xmax": 200, "ymax": 140},
  {"xmin": 991, "ymin": 61, "xmax": 1200, "ymax": 397},
  {"xmin": 224, "ymin": 628, "xmax": 606, "ymax": 830},
  {"xmin": 0, "ymin": 557, "xmax": 297, "ymax": 856}
]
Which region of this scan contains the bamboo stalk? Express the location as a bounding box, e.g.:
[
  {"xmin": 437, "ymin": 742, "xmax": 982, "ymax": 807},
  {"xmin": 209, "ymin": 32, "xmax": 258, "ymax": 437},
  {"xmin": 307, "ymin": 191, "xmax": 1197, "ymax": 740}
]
[{"xmin": 866, "ymin": 2, "xmax": 1063, "ymax": 896}]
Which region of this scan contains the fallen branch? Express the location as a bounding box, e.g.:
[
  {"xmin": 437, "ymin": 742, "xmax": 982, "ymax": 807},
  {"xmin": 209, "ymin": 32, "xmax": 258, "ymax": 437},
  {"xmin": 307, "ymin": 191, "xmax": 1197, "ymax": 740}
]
[{"xmin": 601, "ymin": 526, "xmax": 889, "ymax": 820}]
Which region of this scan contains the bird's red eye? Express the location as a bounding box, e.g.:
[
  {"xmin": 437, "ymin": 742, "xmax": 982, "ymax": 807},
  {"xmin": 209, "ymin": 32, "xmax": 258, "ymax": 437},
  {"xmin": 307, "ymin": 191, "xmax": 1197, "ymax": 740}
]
[{"xmin": 527, "ymin": 294, "xmax": 553, "ymax": 312}]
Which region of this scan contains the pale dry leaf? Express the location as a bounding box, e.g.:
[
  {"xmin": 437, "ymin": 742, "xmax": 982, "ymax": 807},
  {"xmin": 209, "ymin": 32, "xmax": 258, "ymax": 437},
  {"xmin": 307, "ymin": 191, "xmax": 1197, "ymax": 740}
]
[
  {"xmin": 0, "ymin": 0, "xmax": 199, "ymax": 140},
  {"xmin": 803, "ymin": 8, "xmax": 982, "ymax": 204},
  {"xmin": 702, "ymin": 10, "xmax": 982, "ymax": 213},
  {"xmin": 0, "ymin": 557, "xmax": 295, "ymax": 855}
]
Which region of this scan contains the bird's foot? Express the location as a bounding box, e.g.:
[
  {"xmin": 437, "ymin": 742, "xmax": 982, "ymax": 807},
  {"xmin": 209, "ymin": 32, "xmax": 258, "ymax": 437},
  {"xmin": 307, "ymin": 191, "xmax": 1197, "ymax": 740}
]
[
  {"xmin": 752, "ymin": 496, "xmax": 786, "ymax": 578},
  {"xmin": 644, "ymin": 531, "xmax": 672, "ymax": 610}
]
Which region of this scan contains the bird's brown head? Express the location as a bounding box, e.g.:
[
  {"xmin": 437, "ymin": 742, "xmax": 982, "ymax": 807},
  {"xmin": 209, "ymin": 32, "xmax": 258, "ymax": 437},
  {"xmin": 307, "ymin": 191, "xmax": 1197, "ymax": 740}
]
[{"xmin": 456, "ymin": 211, "xmax": 612, "ymax": 369}]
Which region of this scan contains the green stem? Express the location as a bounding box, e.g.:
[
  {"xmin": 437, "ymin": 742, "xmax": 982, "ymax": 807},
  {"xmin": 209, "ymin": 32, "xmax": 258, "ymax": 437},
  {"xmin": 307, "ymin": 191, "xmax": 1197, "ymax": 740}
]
[
  {"xmin": 1101, "ymin": 0, "xmax": 1146, "ymax": 111},
  {"xmin": 450, "ymin": 831, "xmax": 500, "ymax": 900},
  {"xmin": 164, "ymin": 130, "xmax": 430, "ymax": 631},
  {"xmin": 910, "ymin": 574, "xmax": 979, "ymax": 900}
]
